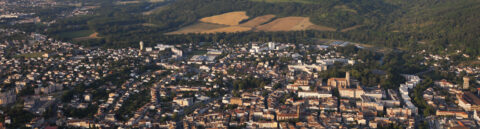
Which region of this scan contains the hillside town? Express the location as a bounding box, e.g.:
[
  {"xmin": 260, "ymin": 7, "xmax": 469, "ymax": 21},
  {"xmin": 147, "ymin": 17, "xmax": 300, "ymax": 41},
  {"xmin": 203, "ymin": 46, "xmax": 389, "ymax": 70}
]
[{"xmin": 0, "ymin": 29, "xmax": 480, "ymax": 129}]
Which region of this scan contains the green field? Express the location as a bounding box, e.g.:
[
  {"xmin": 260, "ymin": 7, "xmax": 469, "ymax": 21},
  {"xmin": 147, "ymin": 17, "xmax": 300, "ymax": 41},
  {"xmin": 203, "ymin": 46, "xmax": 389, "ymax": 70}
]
[{"xmin": 58, "ymin": 29, "xmax": 94, "ymax": 39}]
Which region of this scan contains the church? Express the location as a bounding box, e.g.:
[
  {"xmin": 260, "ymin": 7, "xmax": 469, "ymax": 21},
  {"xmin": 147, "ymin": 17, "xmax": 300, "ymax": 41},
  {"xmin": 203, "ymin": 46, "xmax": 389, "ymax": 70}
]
[{"xmin": 328, "ymin": 72, "xmax": 365, "ymax": 99}]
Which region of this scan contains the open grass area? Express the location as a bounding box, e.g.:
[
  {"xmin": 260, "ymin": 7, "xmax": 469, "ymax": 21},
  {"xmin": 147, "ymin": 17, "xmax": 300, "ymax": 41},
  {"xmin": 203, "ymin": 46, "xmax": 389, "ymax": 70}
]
[{"xmin": 58, "ymin": 29, "xmax": 94, "ymax": 39}]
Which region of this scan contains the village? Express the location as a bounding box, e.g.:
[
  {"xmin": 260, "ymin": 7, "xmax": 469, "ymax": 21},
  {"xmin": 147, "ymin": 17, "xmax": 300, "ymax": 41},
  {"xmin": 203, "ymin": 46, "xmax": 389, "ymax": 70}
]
[{"xmin": 0, "ymin": 29, "xmax": 480, "ymax": 129}]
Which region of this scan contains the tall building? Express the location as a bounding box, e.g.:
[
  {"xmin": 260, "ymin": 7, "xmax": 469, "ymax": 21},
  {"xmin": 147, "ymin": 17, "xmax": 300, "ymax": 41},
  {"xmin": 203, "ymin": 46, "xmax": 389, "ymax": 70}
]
[
  {"xmin": 267, "ymin": 42, "xmax": 276, "ymax": 50},
  {"xmin": 139, "ymin": 41, "xmax": 144, "ymax": 56},
  {"xmin": 346, "ymin": 72, "xmax": 351, "ymax": 87},
  {"xmin": 464, "ymin": 77, "xmax": 470, "ymax": 90}
]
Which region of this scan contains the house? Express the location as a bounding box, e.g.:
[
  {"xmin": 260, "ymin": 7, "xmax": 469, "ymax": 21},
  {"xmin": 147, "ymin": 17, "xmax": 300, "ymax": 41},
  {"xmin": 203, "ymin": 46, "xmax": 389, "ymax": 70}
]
[
  {"xmin": 457, "ymin": 92, "xmax": 480, "ymax": 111},
  {"xmin": 229, "ymin": 97, "xmax": 243, "ymax": 106}
]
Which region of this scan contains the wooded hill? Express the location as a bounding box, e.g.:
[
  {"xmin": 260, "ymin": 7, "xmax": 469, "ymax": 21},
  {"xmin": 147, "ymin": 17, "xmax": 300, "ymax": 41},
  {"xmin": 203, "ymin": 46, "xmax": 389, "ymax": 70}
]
[{"xmin": 6, "ymin": 0, "xmax": 480, "ymax": 57}]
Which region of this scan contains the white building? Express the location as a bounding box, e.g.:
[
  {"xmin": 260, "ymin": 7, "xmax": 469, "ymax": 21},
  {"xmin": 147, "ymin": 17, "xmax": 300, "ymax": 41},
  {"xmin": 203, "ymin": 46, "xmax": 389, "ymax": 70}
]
[
  {"xmin": 298, "ymin": 91, "xmax": 332, "ymax": 98},
  {"xmin": 173, "ymin": 97, "xmax": 193, "ymax": 107},
  {"xmin": 267, "ymin": 42, "xmax": 276, "ymax": 50}
]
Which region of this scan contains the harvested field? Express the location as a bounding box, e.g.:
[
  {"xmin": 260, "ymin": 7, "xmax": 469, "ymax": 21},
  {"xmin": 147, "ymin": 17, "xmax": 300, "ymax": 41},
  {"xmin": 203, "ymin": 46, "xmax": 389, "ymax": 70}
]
[
  {"xmin": 168, "ymin": 11, "xmax": 336, "ymax": 34},
  {"xmin": 165, "ymin": 22, "xmax": 228, "ymax": 35},
  {"xmin": 239, "ymin": 15, "xmax": 276, "ymax": 27},
  {"xmin": 203, "ymin": 26, "xmax": 252, "ymax": 34},
  {"xmin": 200, "ymin": 11, "xmax": 249, "ymax": 25},
  {"xmin": 256, "ymin": 17, "xmax": 335, "ymax": 31},
  {"xmin": 308, "ymin": 24, "xmax": 337, "ymax": 31}
]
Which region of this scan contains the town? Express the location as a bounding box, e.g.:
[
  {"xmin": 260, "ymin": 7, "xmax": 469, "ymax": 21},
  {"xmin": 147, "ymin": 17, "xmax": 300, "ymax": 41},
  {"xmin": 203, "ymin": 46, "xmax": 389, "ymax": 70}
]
[{"xmin": 0, "ymin": 28, "xmax": 479, "ymax": 129}]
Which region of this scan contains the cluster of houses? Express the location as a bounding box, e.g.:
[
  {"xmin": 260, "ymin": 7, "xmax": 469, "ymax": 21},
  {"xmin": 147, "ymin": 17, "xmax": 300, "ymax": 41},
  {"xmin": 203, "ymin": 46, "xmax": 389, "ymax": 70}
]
[{"xmin": 2, "ymin": 28, "xmax": 480, "ymax": 128}]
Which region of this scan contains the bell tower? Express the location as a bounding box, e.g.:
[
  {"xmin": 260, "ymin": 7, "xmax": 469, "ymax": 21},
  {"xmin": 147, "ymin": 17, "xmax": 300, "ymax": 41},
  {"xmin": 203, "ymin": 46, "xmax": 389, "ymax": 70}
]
[
  {"xmin": 463, "ymin": 77, "xmax": 470, "ymax": 90},
  {"xmin": 138, "ymin": 41, "xmax": 144, "ymax": 56},
  {"xmin": 346, "ymin": 72, "xmax": 350, "ymax": 86}
]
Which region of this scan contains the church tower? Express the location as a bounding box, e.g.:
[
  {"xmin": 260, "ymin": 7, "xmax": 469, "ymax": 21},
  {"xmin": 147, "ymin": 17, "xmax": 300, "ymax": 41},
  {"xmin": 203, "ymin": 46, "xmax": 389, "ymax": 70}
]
[
  {"xmin": 346, "ymin": 72, "xmax": 351, "ymax": 86},
  {"xmin": 463, "ymin": 76, "xmax": 470, "ymax": 90},
  {"xmin": 138, "ymin": 41, "xmax": 144, "ymax": 56}
]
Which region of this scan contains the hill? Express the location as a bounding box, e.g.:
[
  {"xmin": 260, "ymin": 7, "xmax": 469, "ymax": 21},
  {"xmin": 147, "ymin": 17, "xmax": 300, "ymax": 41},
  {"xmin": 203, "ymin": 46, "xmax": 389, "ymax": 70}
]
[{"xmin": 10, "ymin": 0, "xmax": 480, "ymax": 56}]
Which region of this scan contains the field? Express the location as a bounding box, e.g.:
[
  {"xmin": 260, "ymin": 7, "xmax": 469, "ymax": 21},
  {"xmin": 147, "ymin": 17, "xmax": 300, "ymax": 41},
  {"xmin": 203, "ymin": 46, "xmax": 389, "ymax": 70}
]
[
  {"xmin": 255, "ymin": 17, "xmax": 335, "ymax": 31},
  {"xmin": 239, "ymin": 15, "xmax": 276, "ymax": 27},
  {"xmin": 168, "ymin": 11, "xmax": 336, "ymax": 34},
  {"xmin": 200, "ymin": 11, "xmax": 249, "ymax": 25},
  {"xmin": 203, "ymin": 26, "xmax": 252, "ymax": 34}
]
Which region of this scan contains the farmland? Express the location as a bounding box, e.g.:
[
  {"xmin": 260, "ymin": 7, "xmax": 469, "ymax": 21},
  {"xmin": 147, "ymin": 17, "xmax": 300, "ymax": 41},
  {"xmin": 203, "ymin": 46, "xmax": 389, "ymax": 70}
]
[
  {"xmin": 169, "ymin": 12, "xmax": 335, "ymax": 34},
  {"xmin": 239, "ymin": 15, "xmax": 276, "ymax": 27},
  {"xmin": 200, "ymin": 11, "xmax": 250, "ymax": 26},
  {"xmin": 255, "ymin": 17, "xmax": 335, "ymax": 31}
]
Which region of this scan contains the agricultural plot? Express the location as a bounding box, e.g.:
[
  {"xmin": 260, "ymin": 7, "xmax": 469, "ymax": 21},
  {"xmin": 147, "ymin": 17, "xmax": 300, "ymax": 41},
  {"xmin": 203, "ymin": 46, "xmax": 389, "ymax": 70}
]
[
  {"xmin": 200, "ymin": 11, "xmax": 249, "ymax": 26},
  {"xmin": 168, "ymin": 11, "xmax": 336, "ymax": 34}
]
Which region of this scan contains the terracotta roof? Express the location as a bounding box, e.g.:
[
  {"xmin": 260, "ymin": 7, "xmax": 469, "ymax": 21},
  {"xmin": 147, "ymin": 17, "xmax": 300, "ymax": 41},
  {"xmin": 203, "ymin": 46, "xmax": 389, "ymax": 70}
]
[{"xmin": 463, "ymin": 92, "xmax": 480, "ymax": 105}]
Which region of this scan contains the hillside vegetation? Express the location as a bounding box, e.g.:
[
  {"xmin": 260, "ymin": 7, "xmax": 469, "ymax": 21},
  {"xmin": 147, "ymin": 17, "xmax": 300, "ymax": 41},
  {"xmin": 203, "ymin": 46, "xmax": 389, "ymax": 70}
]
[{"xmin": 7, "ymin": 0, "xmax": 480, "ymax": 57}]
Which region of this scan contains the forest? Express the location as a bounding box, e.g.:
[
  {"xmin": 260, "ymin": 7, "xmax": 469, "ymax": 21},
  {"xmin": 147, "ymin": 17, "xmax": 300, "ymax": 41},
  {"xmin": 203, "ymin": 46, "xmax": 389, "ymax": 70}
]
[{"xmin": 3, "ymin": 0, "xmax": 480, "ymax": 57}]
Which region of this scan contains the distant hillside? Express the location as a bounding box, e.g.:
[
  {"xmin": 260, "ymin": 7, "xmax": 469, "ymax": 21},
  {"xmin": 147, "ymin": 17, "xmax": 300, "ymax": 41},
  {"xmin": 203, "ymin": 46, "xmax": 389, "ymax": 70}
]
[
  {"xmin": 18, "ymin": 0, "xmax": 479, "ymax": 56},
  {"xmin": 387, "ymin": 0, "xmax": 480, "ymax": 55},
  {"xmin": 167, "ymin": 11, "xmax": 336, "ymax": 34}
]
